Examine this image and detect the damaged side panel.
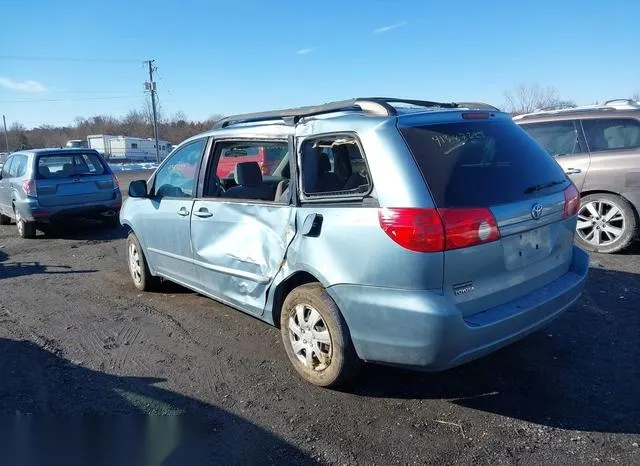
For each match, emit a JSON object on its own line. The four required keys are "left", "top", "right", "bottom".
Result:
{"left": 190, "top": 200, "right": 295, "bottom": 316}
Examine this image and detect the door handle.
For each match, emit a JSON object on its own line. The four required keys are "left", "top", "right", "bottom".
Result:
{"left": 565, "top": 168, "right": 582, "bottom": 175}
{"left": 193, "top": 208, "right": 213, "bottom": 218}
{"left": 177, "top": 207, "right": 190, "bottom": 217}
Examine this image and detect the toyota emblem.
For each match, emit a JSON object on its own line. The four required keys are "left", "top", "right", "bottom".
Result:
{"left": 531, "top": 203, "right": 543, "bottom": 220}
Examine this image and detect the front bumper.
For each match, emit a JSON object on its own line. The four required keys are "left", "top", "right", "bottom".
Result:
{"left": 327, "top": 246, "right": 589, "bottom": 370}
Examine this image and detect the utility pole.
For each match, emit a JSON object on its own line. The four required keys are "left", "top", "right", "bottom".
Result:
{"left": 2, "top": 115, "right": 8, "bottom": 152}
{"left": 145, "top": 60, "right": 160, "bottom": 163}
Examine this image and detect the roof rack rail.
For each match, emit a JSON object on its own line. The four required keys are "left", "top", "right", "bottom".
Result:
{"left": 211, "top": 97, "right": 463, "bottom": 129}
{"left": 604, "top": 99, "right": 640, "bottom": 107}
{"left": 454, "top": 102, "right": 501, "bottom": 111}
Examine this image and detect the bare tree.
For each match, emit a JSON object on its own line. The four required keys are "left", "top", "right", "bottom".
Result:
{"left": 504, "top": 83, "right": 575, "bottom": 115}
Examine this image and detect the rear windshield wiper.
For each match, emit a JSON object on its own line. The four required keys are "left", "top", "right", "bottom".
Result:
{"left": 523, "top": 179, "right": 566, "bottom": 194}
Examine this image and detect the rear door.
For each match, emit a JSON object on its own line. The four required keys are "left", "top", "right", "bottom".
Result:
{"left": 190, "top": 138, "right": 294, "bottom": 316}
{"left": 35, "top": 152, "right": 116, "bottom": 206}
{"left": 0, "top": 156, "right": 15, "bottom": 212}
{"left": 400, "top": 115, "right": 577, "bottom": 317}
{"left": 519, "top": 119, "right": 590, "bottom": 190}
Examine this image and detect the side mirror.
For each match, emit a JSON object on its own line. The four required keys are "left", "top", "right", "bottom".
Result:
{"left": 128, "top": 180, "right": 148, "bottom": 198}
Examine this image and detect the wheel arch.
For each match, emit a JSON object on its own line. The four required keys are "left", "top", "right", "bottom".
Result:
{"left": 580, "top": 190, "right": 640, "bottom": 222}
{"left": 268, "top": 270, "right": 323, "bottom": 328}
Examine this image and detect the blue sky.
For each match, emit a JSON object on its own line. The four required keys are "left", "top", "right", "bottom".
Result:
{"left": 2, "top": 0, "right": 639, "bottom": 128}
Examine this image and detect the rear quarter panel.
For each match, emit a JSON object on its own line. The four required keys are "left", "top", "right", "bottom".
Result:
{"left": 583, "top": 149, "right": 640, "bottom": 213}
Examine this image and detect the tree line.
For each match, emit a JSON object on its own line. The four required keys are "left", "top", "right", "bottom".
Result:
{"left": 3, "top": 107, "right": 223, "bottom": 153}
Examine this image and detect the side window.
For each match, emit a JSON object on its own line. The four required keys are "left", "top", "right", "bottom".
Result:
{"left": 520, "top": 120, "right": 584, "bottom": 156}
{"left": 2, "top": 157, "right": 14, "bottom": 179}
{"left": 299, "top": 135, "right": 371, "bottom": 198}
{"left": 13, "top": 155, "right": 28, "bottom": 177}
{"left": 153, "top": 139, "right": 205, "bottom": 198}
{"left": 205, "top": 140, "right": 289, "bottom": 201}
{"left": 215, "top": 143, "right": 288, "bottom": 179}
{"left": 582, "top": 118, "right": 640, "bottom": 152}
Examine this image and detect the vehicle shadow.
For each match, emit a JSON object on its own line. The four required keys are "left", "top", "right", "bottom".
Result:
{"left": 39, "top": 220, "right": 128, "bottom": 241}
{"left": 345, "top": 266, "right": 640, "bottom": 435}
{"left": 0, "top": 251, "right": 96, "bottom": 279}
{"left": 0, "top": 338, "right": 313, "bottom": 466}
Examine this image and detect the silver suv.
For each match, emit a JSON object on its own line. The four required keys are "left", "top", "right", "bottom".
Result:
{"left": 514, "top": 99, "right": 640, "bottom": 253}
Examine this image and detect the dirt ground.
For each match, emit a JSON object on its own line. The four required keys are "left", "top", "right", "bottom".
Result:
{"left": 0, "top": 170, "right": 638, "bottom": 465}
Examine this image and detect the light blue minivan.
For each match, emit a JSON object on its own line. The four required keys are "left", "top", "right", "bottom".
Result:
{"left": 121, "top": 98, "right": 589, "bottom": 387}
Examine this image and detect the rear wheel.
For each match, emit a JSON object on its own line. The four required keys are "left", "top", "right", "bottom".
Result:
{"left": 15, "top": 209, "right": 36, "bottom": 239}
{"left": 126, "top": 232, "right": 157, "bottom": 291}
{"left": 280, "top": 283, "right": 360, "bottom": 387}
{"left": 575, "top": 193, "right": 637, "bottom": 254}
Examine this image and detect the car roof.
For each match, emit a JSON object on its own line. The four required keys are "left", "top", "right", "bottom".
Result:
{"left": 177, "top": 97, "right": 506, "bottom": 146}
{"left": 513, "top": 99, "right": 640, "bottom": 123}
{"left": 11, "top": 148, "right": 101, "bottom": 157}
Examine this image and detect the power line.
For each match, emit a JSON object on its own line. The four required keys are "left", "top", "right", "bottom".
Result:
{"left": 0, "top": 55, "right": 142, "bottom": 63}
{"left": 0, "top": 95, "right": 142, "bottom": 103}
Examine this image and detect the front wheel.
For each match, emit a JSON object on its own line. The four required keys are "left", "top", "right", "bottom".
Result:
{"left": 280, "top": 283, "right": 361, "bottom": 387}
{"left": 575, "top": 193, "right": 637, "bottom": 254}
{"left": 126, "top": 233, "right": 158, "bottom": 291}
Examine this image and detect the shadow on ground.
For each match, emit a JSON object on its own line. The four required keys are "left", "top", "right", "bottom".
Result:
{"left": 39, "top": 220, "right": 128, "bottom": 241}
{"left": 0, "top": 250, "right": 96, "bottom": 279}
{"left": 0, "top": 338, "right": 313, "bottom": 466}
{"left": 345, "top": 266, "right": 640, "bottom": 435}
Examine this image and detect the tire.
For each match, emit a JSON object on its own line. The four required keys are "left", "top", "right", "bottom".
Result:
{"left": 575, "top": 193, "right": 637, "bottom": 254}
{"left": 280, "top": 283, "right": 361, "bottom": 387}
{"left": 126, "top": 232, "right": 158, "bottom": 291}
{"left": 0, "top": 214, "right": 10, "bottom": 225}
{"left": 15, "top": 209, "right": 36, "bottom": 239}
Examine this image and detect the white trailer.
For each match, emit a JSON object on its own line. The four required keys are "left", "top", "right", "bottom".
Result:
{"left": 87, "top": 135, "right": 171, "bottom": 161}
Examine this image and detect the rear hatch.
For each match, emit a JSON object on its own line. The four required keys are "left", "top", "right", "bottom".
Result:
{"left": 35, "top": 152, "right": 117, "bottom": 207}
{"left": 399, "top": 113, "right": 579, "bottom": 317}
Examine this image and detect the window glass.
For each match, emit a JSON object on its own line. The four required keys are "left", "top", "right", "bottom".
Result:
{"left": 520, "top": 120, "right": 584, "bottom": 156}
{"left": 13, "top": 155, "right": 28, "bottom": 177}
{"left": 37, "top": 153, "right": 107, "bottom": 178}
{"left": 131, "top": 143, "right": 138, "bottom": 149}
{"left": 153, "top": 139, "right": 205, "bottom": 198}
{"left": 215, "top": 143, "right": 288, "bottom": 179}
{"left": 399, "top": 120, "right": 568, "bottom": 208}
{"left": 2, "top": 157, "right": 14, "bottom": 178}
{"left": 582, "top": 118, "right": 640, "bottom": 152}
{"left": 300, "top": 136, "right": 371, "bottom": 197}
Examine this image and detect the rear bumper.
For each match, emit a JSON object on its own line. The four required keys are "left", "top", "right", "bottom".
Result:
{"left": 327, "top": 246, "right": 589, "bottom": 370}
{"left": 16, "top": 195, "right": 122, "bottom": 222}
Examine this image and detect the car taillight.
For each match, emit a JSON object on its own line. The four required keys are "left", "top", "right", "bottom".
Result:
{"left": 22, "top": 180, "right": 37, "bottom": 197}
{"left": 439, "top": 208, "right": 500, "bottom": 250}
{"left": 378, "top": 207, "right": 500, "bottom": 252}
{"left": 112, "top": 174, "right": 120, "bottom": 190}
{"left": 378, "top": 208, "right": 444, "bottom": 252}
{"left": 563, "top": 184, "right": 580, "bottom": 218}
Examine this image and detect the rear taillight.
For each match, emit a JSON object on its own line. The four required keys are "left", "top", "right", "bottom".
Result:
{"left": 22, "top": 180, "right": 37, "bottom": 197}
{"left": 378, "top": 208, "right": 444, "bottom": 252}
{"left": 439, "top": 208, "right": 500, "bottom": 250}
{"left": 378, "top": 207, "right": 500, "bottom": 252}
{"left": 112, "top": 174, "right": 120, "bottom": 190}
{"left": 563, "top": 184, "right": 580, "bottom": 218}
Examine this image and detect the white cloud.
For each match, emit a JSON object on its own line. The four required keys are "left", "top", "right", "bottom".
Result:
{"left": 373, "top": 21, "right": 408, "bottom": 34}
{"left": 296, "top": 47, "right": 318, "bottom": 55}
{"left": 0, "top": 77, "right": 47, "bottom": 92}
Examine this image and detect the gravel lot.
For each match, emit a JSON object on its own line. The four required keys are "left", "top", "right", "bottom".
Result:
{"left": 0, "top": 170, "right": 638, "bottom": 465}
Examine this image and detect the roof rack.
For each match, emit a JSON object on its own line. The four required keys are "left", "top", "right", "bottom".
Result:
{"left": 211, "top": 97, "right": 497, "bottom": 129}
{"left": 513, "top": 98, "right": 640, "bottom": 120}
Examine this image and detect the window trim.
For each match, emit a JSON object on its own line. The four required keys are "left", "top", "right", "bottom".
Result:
{"left": 579, "top": 117, "right": 640, "bottom": 153}
{"left": 296, "top": 131, "right": 374, "bottom": 204}
{"left": 2, "top": 156, "right": 15, "bottom": 179}
{"left": 149, "top": 137, "right": 208, "bottom": 199}
{"left": 198, "top": 137, "right": 291, "bottom": 205}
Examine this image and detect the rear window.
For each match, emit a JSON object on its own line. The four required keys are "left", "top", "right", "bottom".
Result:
{"left": 37, "top": 153, "right": 107, "bottom": 179}
{"left": 399, "top": 120, "right": 568, "bottom": 207}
